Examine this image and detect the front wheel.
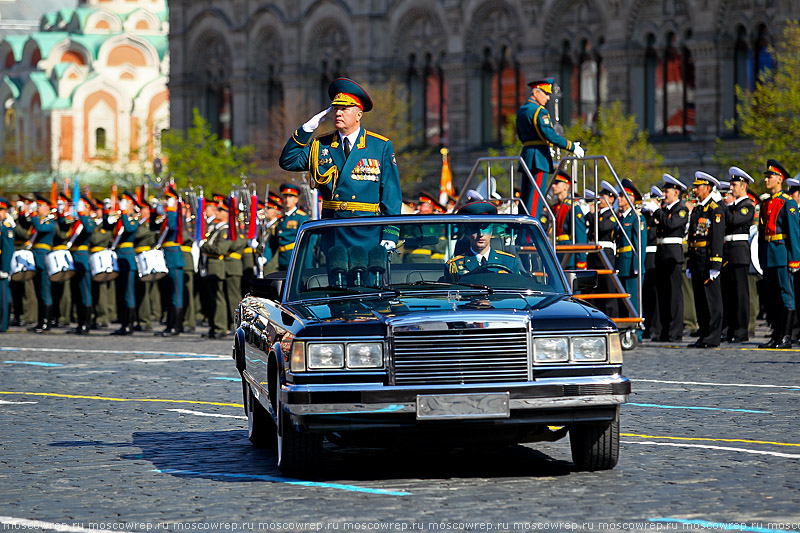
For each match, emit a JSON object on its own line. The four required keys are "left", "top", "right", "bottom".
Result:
{"left": 620, "top": 329, "right": 638, "bottom": 351}
{"left": 275, "top": 371, "right": 322, "bottom": 476}
{"left": 569, "top": 410, "right": 620, "bottom": 471}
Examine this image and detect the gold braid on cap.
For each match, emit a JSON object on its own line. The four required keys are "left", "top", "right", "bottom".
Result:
{"left": 309, "top": 138, "right": 339, "bottom": 189}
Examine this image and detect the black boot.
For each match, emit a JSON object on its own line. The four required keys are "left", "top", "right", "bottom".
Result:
{"left": 760, "top": 308, "right": 785, "bottom": 348}
{"left": 34, "top": 305, "right": 52, "bottom": 333}
{"left": 68, "top": 306, "right": 83, "bottom": 334}
{"left": 159, "top": 307, "right": 179, "bottom": 337}
{"left": 111, "top": 307, "right": 133, "bottom": 335}
{"left": 777, "top": 310, "right": 795, "bottom": 349}
{"left": 75, "top": 306, "right": 91, "bottom": 335}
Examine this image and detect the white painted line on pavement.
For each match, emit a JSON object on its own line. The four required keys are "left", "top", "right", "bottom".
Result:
{"left": 0, "top": 516, "right": 134, "bottom": 533}
{"left": 134, "top": 357, "right": 229, "bottom": 362}
{"left": 623, "top": 440, "right": 800, "bottom": 459}
{"left": 167, "top": 408, "right": 247, "bottom": 420}
{"left": 0, "top": 400, "right": 37, "bottom": 405}
{"left": 1, "top": 346, "right": 225, "bottom": 358}
{"left": 634, "top": 378, "right": 800, "bottom": 390}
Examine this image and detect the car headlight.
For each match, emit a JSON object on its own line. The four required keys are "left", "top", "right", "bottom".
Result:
{"left": 571, "top": 336, "right": 607, "bottom": 362}
{"left": 533, "top": 337, "right": 569, "bottom": 363}
{"left": 346, "top": 343, "right": 383, "bottom": 368}
{"left": 307, "top": 343, "right": 344, "bottom": 369}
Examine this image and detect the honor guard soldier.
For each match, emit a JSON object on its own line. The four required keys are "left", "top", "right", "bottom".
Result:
{"left": 111, "top": 191, "right": 140, "bottom": 336}
{"left": 133, "top": 199, "right": 157, "bottom": 332}
{"left": 90, "top": 199, "right": 114, "bottom": 329}
{"left": 722, "top": 167, "right": 755, "bottom": 343}
{"left": 641, "top": 186, "right": 663, "bottom": 340}
{"left": 788, "top": 178, "right": 800, "bottom": 341}
{"left": 686, "top": 172, "right": 725, "bottom": 348}
{"left": 589, "top": 181, "right": 618, "bottom": 316}
{"left": 279, "top": 78, "right": 402, "bottom": 251}
{"left": 445, "top": 201, "right": 517, "bottom": 281}
{"left": 10, "top": 196, "right": 36, "bottom": 327}
{"left": 158, "top": 185, "right": 185, "bottom": 336}
{"left": 270, "top": 183, "right": 309, "bottom": 271}
{"left": 758, "top": 159, "right": 800, "bottom": 349}
{"left": 180, "top": 201, "right": 196, "bottom": 333}
{"left": 260, "top": 195, "right": 282, "bottom": 274}
{"left": 0, "top": 197, "right": 13, "bottom": 332}
{"left": 22, "top": 195, "right": 56, "bottom": 332}
{"left": 200, "top": 202, "right": 230, "bottom": 339}
{"left": 224, "top": 206, "right": 246, "bottom": 331}
{"left": 516, "top": 78, "right": 584, "bottom": 219}
{"left": 68, "top": 195, "right": 97, "bottom": 335}
{"left": 652, "top": 174, "right": 688, "bottom": 342}
{"left": 617, "top": 179, "right": 647, "bottom": 319}
{"left": 548, "top": 170, "right": 587, "bottom": 269}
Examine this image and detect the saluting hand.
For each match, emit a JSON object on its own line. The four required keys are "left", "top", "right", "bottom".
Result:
{"left": 573, "top": 142, "right": 585, "bottom": 158}
{"left": 303, "top": 107, "right": 332, "bottom": 133}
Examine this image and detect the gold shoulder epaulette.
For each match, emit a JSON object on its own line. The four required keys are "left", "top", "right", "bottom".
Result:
{"left": 709, "top": 201, "right": 718, "bottom": 209}
{"left": 297, "top": 209, "right": 307, "bottom": 216}
{"left": 366, "top": 130, "right": 389, "bottom": 142}
{"left": 446, "top": 255, "right": 464, "bottom": 264}
{"left": 496, "top": 250, "right": 515, "bottom": 257}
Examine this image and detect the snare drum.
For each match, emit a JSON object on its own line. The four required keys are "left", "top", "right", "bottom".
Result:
{"left": 9, "top": 250, "right": 36, "bottom": 282}
{"left": 135, "top": 249, "right": 168, "bottom": 281}
{"left": 45, "top": 249, "right": 75, "bottom": 282}
{"left": 90, "top": 249, "right": 119, "bottom": 282}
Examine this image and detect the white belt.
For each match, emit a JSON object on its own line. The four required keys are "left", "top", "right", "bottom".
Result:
{"left": 645, "top": 246, "right": 657, "bottom": 253}
{"left": 724, "top": 234, "right": 749, "bottom": 242}
{"left": 597, "top": 240, "right": 617, "bottom": 252}
{"left": 657, "top": 237, "right": 685, "bottom": 245}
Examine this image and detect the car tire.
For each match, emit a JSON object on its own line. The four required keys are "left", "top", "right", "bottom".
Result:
{"left": 242, "top": 380, "right": 274, "bottom": 448}
{"left": 569, "top": 410, "right": 620, "bottom": 471}
{"left": 275, "top": 371, "right": 322, "bottom": 476}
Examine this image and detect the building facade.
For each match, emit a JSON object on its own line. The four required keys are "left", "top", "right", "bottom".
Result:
{"left": 0, "top": 0, "right": 169, "bottom": 177}
{"left": 167, "top": 0, "right": 799, "bottom": 182}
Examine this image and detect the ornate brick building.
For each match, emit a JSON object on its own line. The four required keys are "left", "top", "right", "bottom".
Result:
{"left": 167, "top": 0, "right": 799, "bottom": 181}
{"left": 0, "top": 0, "right": 169, "bottom": 177}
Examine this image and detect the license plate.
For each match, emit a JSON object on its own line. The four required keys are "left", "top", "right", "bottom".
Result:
{"left": 416, "top": 392, "right": 510, "bottom": 420}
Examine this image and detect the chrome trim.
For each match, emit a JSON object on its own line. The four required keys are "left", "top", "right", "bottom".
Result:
{"left": 286, "top": 394, "right": 629, "bottom": 416}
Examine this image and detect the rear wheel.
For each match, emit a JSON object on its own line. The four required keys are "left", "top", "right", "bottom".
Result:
{"left": 242, "top": 380, "right": 274, "bottom": 448}
{"left": 275, "top": 369, "right": 322, "bottom": 476}
{"left": 569, "top": 410, "right": 620, "bottom": 471}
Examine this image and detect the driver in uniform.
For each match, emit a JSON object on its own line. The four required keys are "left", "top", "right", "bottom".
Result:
{"left": 445, "top": 201, "right": 517, "bottom": 280}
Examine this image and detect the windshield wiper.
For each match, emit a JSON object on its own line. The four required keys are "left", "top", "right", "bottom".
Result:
{"left": 406, "top": 280, "right": 494, "bottom": 294}
{"left": 304, "top": 285, "right": 403, "bottom": 298}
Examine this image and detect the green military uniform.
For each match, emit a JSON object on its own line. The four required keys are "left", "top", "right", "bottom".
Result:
{"left": 445, "top": 249, "right": 518, "bottom": 282}
{"left": 271, "top": 207, "right": 309, "bottom": 270}
{"left": 224, "top": 230, "right": 246, "bottom": 329}
{"left": 52, "top": 213, "right": 73, "bottom": 327}
{"left": 181, "top": 227, "right": 196, "bottom": 332}
{"left": 133, "top": 212, "right": 158, "bottom": 330}
{"left": 11, "top": 218, "right": 36, "bottom": 325}
{"left": 201, "top": 220, "right": 230, "bottom": 338}
{"left": 90, "top": 213, "right": 114, "bottom": 328}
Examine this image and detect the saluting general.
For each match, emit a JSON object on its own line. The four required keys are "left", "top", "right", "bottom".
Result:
{"left": 279, "top": 77, "right": 402, "bottom": 252}
{"left": 516, "top": 78, "right": 584, "bottom": 219}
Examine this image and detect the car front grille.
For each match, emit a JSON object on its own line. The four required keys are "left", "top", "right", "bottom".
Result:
{"left": 391, "top": 327, "right": 529, "bottom": 385}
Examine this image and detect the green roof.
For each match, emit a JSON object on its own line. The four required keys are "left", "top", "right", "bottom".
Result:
{"left": 70, "top": 7, "right": 98, "bottom": 34}
{"left": 4, "top": 35, "right": 28, "bottom": 62}
{"left": 28, "top": 32, "right": 69, "bottom": 60}
{"left": 3, "top": 76, "right": 23, "bottom": 99}
{"left": 41, "top": 12, "right": 58, "bottom": 29}
{"left": 27, "top": 71, "right": 63, "bottom": 110}
{"left": 141, "top": 35, "right": 168, "bottom": 61}
{"left": 56, "top": 8, "right": 76, "bottom": 26}
{"left": 52, "top": 62, "right": 73, "bottom": 80}
{"left": 70, "top": 34, "right": 109, "bottom": 60}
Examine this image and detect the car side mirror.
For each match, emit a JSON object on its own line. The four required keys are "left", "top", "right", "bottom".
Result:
{"left": 250, "top": 271, "right": 286, "bottom": 300}
{"left": 564, "top": 270, "right": 597, "bottom": 293}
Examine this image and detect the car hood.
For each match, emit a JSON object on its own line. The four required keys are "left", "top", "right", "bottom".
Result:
{"left": 284, "top": 292, "right": 613, "bottom": 337}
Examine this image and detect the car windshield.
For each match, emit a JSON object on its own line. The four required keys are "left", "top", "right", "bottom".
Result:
{"left": 285, "top": 216, "right": 567, "bottom": 301}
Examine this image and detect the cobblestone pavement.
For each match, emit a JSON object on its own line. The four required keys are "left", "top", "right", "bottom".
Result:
{"left": 0, "top": 325, "right": 799, "bottom": 532}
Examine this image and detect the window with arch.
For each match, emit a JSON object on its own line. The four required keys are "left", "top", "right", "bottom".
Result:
{"left": 407, "top": 53, "right": 447, "bottom": 147}
{"left": 480, "top": 46, "right": 526, "bottom": 145}
{"left": 731, "top": 24, "right": 773, "bottom": 131}
{"left": 644, "top": 32, "right": 695, "bottom": 136}
{"left": 560, "top": 39, "right": 607, "bottom": 127}
{"left": 96, "top": 127, "right": 106, "bottom": 150}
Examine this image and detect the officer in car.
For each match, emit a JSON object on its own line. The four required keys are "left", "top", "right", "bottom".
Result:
{"left": 445, "top": 201, "right": 517, "bottom": 280}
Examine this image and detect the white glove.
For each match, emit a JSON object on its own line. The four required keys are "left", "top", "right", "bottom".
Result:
{"left": 5, "top": 213, "right": 16, "bottom": 228}
{"left": 686, "top": 269, "right": 692, "bottom": 280}
{"left": 579, "top": 201, "right": 590, "bottom": 216}
{"left": 380, "top": 240, "right": 396, "bottom": 251}
{"left": 573, "top": 142, "right": 585, "bottom": 158}
{"left": 641, "top": 200, "right": 658, "bottom": 214}
{"left": 302, "top": 107, "right": 332, "bottom": 133}
{"left": 0, "top": 271, "right": 8, "bottom": 279}
{"left": 791, "top": 267, "right": 799, "bottom": 274}
{"left": 709, "top": 269, "right": 720, "bottom": 280}
{"left": 256, "top": 256, "right": 267, "bottom": 272}
{"left": 249, "top": 238, "right": 258, "bottom": 249}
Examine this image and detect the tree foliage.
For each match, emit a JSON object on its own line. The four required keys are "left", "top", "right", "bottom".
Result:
{"left": 715, "top": 20, "right": 800, "bottom": 184}
{"left": 360, "top": 78, "right": 435, "bottom": 194}
{"left": 161, "top": 108, "right": 255, "bottom": 193}
{"left": 565, "top": 100, "right": 667, "bottom": 191}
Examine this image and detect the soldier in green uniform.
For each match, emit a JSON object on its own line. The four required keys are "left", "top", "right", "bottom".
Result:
{"left": 90, "top": 199, "right": 114, "bottom": 329}
{"left": 11, "top": 196, "right": 36, "bottom": 326}
{"left": 68, "top": 195, "right": 97, "bottom": 335}
{"left": 445, "top": 201, "right": 517, "bottom": 281}
{"left": 224, "top": 212, "right": 246, "bottom": 330}
{"left": 0, "top": 197, "right": 14, "bottom": 332}
{"left": 279, "top": 78, "right": 402, "bottom": 252}
{"left": 52, "top": 194, "right": 73, "bottom": 327}
{"left": 547, "top": 170, "right": 588, "bottom": 269}
{"left": 516, "top": 78, "right": 584, "bottom": 219}
{"left": 267, "top": 183, "right": 309, "bottom": 271}
{"left": 260, "top": 196, "right": 282, "bottom": 275}
{"left": 616, "top": 179, "right": 647, "bottom": 320}
{"left": 201, "top": 204, "right": 231, "bottom": 338}
{"left": 133, "top": 200, "right": 157, "bottom": 331}
{"left": 111, "top": 191, "right": 140, "bottom": 336}
{"left": 181, "top": 201, "right": 196, "bottom": 332}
